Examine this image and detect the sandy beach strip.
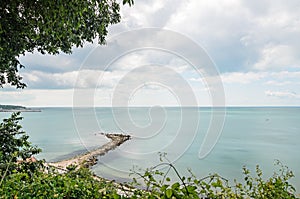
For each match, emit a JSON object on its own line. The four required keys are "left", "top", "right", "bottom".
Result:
{"left": 48, "top": 133, "right": 131, "bottom": 171}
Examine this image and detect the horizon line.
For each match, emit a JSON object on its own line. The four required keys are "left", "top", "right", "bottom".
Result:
{"left": 24, "top": 105, "right": 300, "bottom": 108}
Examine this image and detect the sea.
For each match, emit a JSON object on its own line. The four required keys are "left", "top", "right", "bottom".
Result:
{"left": 1, "top": 107, "right": 299, "bottom": 189}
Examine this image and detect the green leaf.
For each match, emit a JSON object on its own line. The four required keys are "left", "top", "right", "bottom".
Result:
{"left": 161, "top": 184, "right": 169, "bottom": 191}
{"left": 171, "top": 182, "right": 180, "bottom": 190}
{"left": 166, "top": 189, "right": 173, "bottom": 198}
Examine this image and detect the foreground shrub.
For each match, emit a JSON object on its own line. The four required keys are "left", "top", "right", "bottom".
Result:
{"left": 0, "top": 167, "right": 123, "bottom": 198}
{"left": 1, "top": 160, "right": 297, "bottom": 198}
{"left": 129, "top": 155, "right": 298, "bottom": 199}
{"left": 0, "top": 112, "right": 42, "bottom": 177}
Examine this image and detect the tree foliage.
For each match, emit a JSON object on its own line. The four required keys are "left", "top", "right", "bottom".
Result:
{"left": 0, "top": 112, "right": 42, "bottom": 176}
{"left": 0, "top": 0, "right": 133, "bottom": 88}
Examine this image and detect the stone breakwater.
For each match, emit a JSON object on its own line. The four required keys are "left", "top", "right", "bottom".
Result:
{"left": 48, "top": 133, "right": 131, "bottom": 171}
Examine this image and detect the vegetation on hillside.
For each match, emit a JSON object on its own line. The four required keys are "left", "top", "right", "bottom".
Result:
{"left": 0, "top": 105, "right": 26, "bottom": 110}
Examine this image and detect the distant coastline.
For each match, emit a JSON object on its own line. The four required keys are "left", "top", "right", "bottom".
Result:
{"left": 0, "top": 104, "right": 41, "bottom": 112}
{"left": 0, "top": 109, "right": 41, "bottom": 112}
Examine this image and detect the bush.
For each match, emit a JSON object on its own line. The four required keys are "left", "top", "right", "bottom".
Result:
{"left": 129, "top": 155, "right": 298, "bottom": 199}
{"left": 0, "top": 167, "right": 123, "bottom": 198}
{"left": 0, "top": 112, "right": 42, "bottom": 177}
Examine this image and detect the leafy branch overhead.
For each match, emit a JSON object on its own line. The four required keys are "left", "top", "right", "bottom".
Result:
{"left": 0, "top": 0, "right": 133, "bottom": 88}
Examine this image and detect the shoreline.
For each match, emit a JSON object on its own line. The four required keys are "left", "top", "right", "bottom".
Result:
{"left": 48, "top": 133, "right": 131, "bottom": 171}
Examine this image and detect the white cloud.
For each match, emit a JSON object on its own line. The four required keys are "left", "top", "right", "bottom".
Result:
{"left": 221, "top": 72, "right": 266, "bottom": 84}
{"left": 22, "top": 71, "right": 78, "bottom": 89}
{"left": 11, "top": 69, "right": 300, "bottom": 106}
{"left": 20, "top": 51, "right": 79, "bottom": 73}
{"left": 167, "top": 0, "right": 248, "bottom": 42}
{"left": 270, "top": 71, "right": 300, "bottom": 79}
{"left": 0, "top": 90, "right": 74, "bottom": 107}
{"left": 265, "top": 81, "right": 293, "bottom": 86}
{"left": 253, "top": 44, "right": 300, "bottom": 70}
{"left": 0, "top": 90, "right": 35, "bottom": 104}
{"left": 22, "top": 70, "right": 117, "bottom": 89}
{"left": 163, "top": 0, "right": 300, "bottom": 72}
{"left": 220, "top": 71, "right": 300, "bottom": 86}
{"left": 265, "top": 90, "right": 300, "bottom": 99}
{"left": 119, "top": 0, "right": 183, "bottom": 29}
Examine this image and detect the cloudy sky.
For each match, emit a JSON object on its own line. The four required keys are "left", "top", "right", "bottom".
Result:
{"left": 2, "top": 0, "right": 300, "bottom": 107}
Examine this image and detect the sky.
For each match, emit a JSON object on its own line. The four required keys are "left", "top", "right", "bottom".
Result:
{"left": 2, "top": 0, "right": 300, "bottom": 107}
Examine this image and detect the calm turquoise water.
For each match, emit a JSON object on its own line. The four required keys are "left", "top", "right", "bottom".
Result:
{"left": 1, "top": 107, "right": 299, "bottom": 189}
